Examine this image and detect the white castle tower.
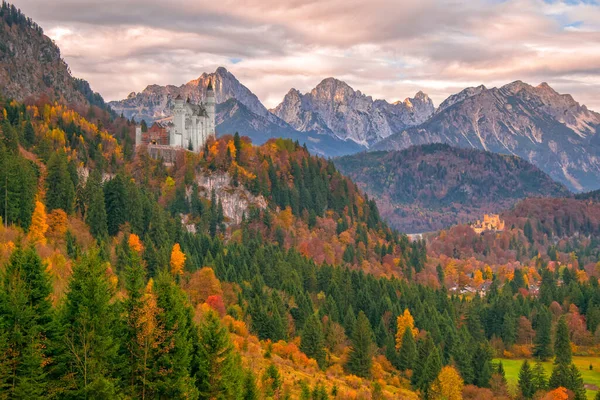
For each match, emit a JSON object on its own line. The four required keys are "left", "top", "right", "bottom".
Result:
{"left": 136, "top": 81, "right": 216, "bottom": 153}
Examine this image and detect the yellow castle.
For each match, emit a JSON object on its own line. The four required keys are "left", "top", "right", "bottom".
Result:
{"left": 472, "top": 214, "right": 505, "bottom": 234}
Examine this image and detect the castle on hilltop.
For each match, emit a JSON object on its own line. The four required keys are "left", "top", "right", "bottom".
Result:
{"left": 136, "top": 82, "right": 216, "bottom": 153}
{"left": 471, "top": 214, "right": 505, "bottom": 234}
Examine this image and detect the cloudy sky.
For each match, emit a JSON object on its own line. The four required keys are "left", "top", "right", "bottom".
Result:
{"left": 13, "top": 0, "right": 600, "bottom": 110}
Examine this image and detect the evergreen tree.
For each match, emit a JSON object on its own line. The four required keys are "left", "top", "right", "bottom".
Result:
{"left": 196, "top": 310, "right": 242, "bottom": 399}
{"left": 532, "top": 361, "right": 548, "bottom": 392}
{"left": 518, "top": 360, "right": 535, "bottom": 399}
{"left": 346, "top": 311, "right": 374, "bottom": 378}
{"left": 554, "top": 316, "right": 572, "bottom": 365}
{"left": 533, "top": 308, "right": 553, "bottom": 360}
{"left": 398, "top": 326, "right": 417, "bottom": 371}
{"left": 104, "top": 174, "right": 127, "bottom": 236}
{"left": 472, "top": 343, "right": 493, "bottom": 388}
{"left": 52, "top": 250, "right": 121, "bottom": 398}
{"left": 416, "top": 347, "right": 442, "bottom": 398}
{"left": 85, "top": 171, "right": 108, "bottom": 240}
{"left": 300, "top": 313, "right": 327, "bottom": 369}
{"left": 242, "top": 369, "right": 259, "bottom": 400}
{"left": 0, "top": 247, "right": 53, "bottom": 397}
{"left": 45, "top": 150, "right": 75, "bottom": 214}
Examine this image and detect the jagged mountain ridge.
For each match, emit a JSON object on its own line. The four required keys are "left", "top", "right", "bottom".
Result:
{"left": 0, "top": 3, "right": 109, "bottom": 110}
{"left": 373, "top": 81, "right": 600, "bottom": 192}
{"left": 334, "top": 143, "right": 570, "bottom": 233}
{"left": 270, "top": 78, "right": 435, "bottom": 146}
{"left": 110, "top": 67, "right": 365, "bottom": 156}
{"left": 110, "top": 67, "right": 278, "bottom": 124}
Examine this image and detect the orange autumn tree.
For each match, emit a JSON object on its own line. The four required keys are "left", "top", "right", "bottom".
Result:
{"left": 396, "top": 309, "right": 418, "bottom": 350}
{"left": 29, "top": 200, "right": 49, "bottom": 245}
{"left": 47, "top": 209, "right": 68, "bottom": 238}
{"left": 128, "top": 233, "right": 144, "bottom": 254}
{"left": 542, "top": 387, "right": 569, "bottom": 400}
{"left": 170, "top": 243, "right": 185, "bottom": 275}
{"left": 429, "top": 366, "right": 464, "bottom": 400}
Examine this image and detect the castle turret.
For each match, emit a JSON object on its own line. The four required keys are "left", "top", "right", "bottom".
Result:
{"left": 206, "top": 81, "right": 216, "bottom": 137}
{"left": 135, "top": 125, "right": 142, "bottom": 147}
{"left": 172, "top": 94, "right": 185, "bottom": 147}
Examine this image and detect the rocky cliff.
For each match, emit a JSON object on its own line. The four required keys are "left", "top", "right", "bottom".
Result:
{"left": 373, "top": 81, "right": 600, "bottom": 192}
{"left": 270, "top": 78, "right": 435, "bottom": 146}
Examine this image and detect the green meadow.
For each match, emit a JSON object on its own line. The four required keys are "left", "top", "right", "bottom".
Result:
{"left": 495, "top": 357, "right": 600, "bottom": 399}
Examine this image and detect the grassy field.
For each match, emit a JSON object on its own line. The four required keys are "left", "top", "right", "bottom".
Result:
{"left": 495, "top": 357, "right": 600, "bottom": 399}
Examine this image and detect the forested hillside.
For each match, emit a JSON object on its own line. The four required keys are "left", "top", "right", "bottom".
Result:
{"left": 335, "top": 144, "right": 569, "bottom": 233}
{"left": 2, "top": 89, "right": 600, "bottom": 399}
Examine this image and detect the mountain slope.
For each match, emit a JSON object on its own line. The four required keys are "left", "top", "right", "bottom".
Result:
{"left": 0, "top": 3, "right": 109, "bottom": 110}
{"left": 216, "top": 98, "right": 363, "bottom": 157}
{"left": 372, "top": 81, "right": 600, "bottom": 192}
{"left": 335, "top": 143, "right": 570, "bottom": 233}
{"left": 271, "top": 78, "right": 434, "bottom": 146}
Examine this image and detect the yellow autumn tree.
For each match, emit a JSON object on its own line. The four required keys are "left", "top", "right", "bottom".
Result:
{"left": 128, "top": 233, "right": 144, "bottom": 253}
{"left": 47, "top": 209, "right": 68, "bottom": 238}
{"left": 473, "top": 270, "right": 484, "bottom": 287}
{"left": 542, "top": 387, "right": 568, "bottom": 400}
{"left": 170, "top": 243, "right": 185, "bottom": 275}
{"left": 29, "top": 201, "right": 49, "bottom": 245}
{"left": 396, "top": 309, "right": 418, "bottom": 350}
{"left": 429, "top": 366, "right": 464, "bottom": 400}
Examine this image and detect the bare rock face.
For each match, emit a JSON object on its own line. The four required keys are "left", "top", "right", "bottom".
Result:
{"left": 373, "top": 81, "right": 600, "bottom": 192}
{"left": 270, "top": 78, "right": 435, "bottom": 146}
{"left": 194, "top": 171, "right": 267, "bottom": 225}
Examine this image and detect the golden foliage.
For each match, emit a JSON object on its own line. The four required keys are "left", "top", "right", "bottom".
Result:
{"left": 170, "top": 243, "right": 185, "bottom": 275}
{"left": 542, "top": 387, "right": 569, "bottom": 400}
{"left": 29, "top": 201, "right": 49, "bottom": 245}
{"left": 429, "top": 366, "right": 464, "bottom": 400}
{"left": 396, "top": 309, "right": 418, "bottom": 350}
{"left": 183, "top": 267, "right": 223, "bottom": 306}
{"left": 47, "top": 209, "right": 68, "bottom": 238}
{"left": 128, "top": 233, "right": 144, "bottom": 253}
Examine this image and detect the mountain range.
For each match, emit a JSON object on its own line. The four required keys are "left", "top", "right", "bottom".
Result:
{"left": 110, "top": 69, "right": 600, "bottom": 192}
{"left": 334, "top": 144, "right": 570, "bottom": 233}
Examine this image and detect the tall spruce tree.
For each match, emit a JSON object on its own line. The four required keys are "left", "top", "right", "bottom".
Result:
{"left": 533, "top": 307, "right": 553, "bottom": 360}
{"left": 398, "top": 326, "right": 417, "bottom": 371}
{"left": 52, "top": 250, "right": 121, "bottom": 398}
{"left": 300, "top": 313, "right": 327, "bottom": 369}
{"left": 85, "top": 171, "right": 108, "bottom": 240}
{"left": 196, "top": 310, "right": 242, "bottom": 399}
{"left": 518, "top": 360, "right": 535, "bottom": 399}
{"left": 45, "top": 150, "right": 75, "bottom": 214}
{"left": 0, "top": 247, "right": 53, "bottom": 397}
{"left": 554, "top": 316, "right": 572, "bottom": 365}
{"left": 346, "top": 311, "right": 374, "bottom": 378}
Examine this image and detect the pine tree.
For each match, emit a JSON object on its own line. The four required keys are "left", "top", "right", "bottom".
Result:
{"left": 300, "top": 313, "right": 327, "bottom": 369}
{"left": 346, "top": 311, "right": 374, "bottom": 378}
{"left": 45, "top": 150, "right": 75, "bottom": 214}
{"left": 472, "top": 343, "right": 493, "bottom": 388}
{"left": 554, "top": 316, "right": 572, "bottom": 365}
{"left": 85, "top": 171, "right": 108, "bottom": 239}
{"left": 518, "top": 360, "right": 535, "bottom": 399}
{"left": 242, "top": 369, "right": 259, "bottom": 400}
{"left": 398, "top": 326, "right": 417, "bottom": 371}
{"left": 104, "top": 174, "right": 127, "bottom": 236}
{"left": 52, "top": 250, "right": 121, "bottom": 398}
{"left": 417, "top": 347, "right": 442, "bottom": 398}
{"left": 532, "top": 361, "right": 548, "bottom": 392}
{"left": 262, "top": 364, "right": 282, "bottom": 398}
{"left": 533, "top": 307, "right": 553, "bottom": 360}
{"left": 0, "top": 247, "right": 53, "bottom": 397}
{"left": 196, "top": 310, "right": 242, "bottom": 399}
{"left": 151, "top": 271, "right": 198, "bottom": 399}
